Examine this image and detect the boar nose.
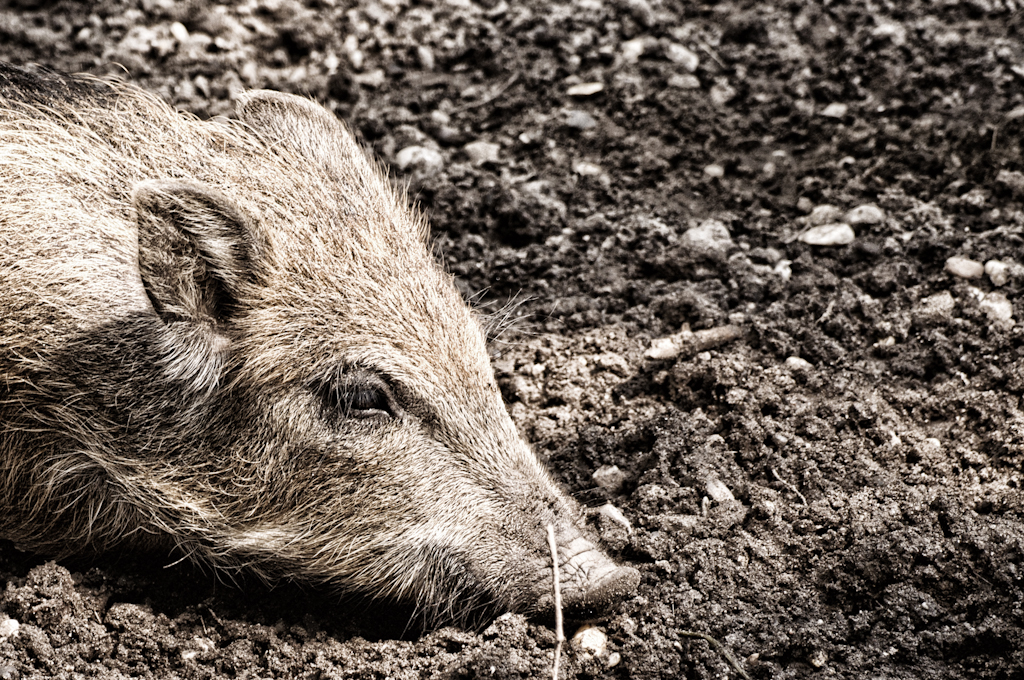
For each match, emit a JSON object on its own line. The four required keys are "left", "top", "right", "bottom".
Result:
{"left": 538, "top": 535, "right": 640, "bottom": 614}
{"left": 561, "top": 561, "right": 641, "bottom": 612}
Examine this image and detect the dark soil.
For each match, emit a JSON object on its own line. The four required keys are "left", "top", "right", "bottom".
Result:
{"left": 2, "top": 0, "right": 1023, "bottom": 678}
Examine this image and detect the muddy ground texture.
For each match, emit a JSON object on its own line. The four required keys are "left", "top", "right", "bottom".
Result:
{"left": 2, "top": 0, "right": 1023, "bottom": 678}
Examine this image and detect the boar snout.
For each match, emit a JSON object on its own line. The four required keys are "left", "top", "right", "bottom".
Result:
{"left": 534, "top": 534, "right": 640, "bottom": 615}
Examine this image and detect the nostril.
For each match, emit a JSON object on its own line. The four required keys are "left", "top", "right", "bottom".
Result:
{"left": 561, "top": 565, "right": 640, "bottom": 612}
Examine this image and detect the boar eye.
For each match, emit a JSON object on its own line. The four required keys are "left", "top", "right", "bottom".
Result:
{"left": 316, "top": 368, "right": 397, "bottom": 421}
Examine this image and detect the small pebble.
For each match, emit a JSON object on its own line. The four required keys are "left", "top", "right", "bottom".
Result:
{"left": 703, "top": 163, "right": 724, "bottom": 178}
{"left": 785, "top": 356, "right": 813, "bottom": 371}
{"left": 593, "top": 465, "right": 627, "bottom": 494}
{"left": 0, "top": 617, "right": 19, "bottom": 640}
{"left": 979, "top": 291, "right": 1014, "bottom": 330}
{"left": 996, "top": 169, "right": 1024, "bottom": 195}
{"left": 621, "top": 37, "right": 647, "bottom": 64}
{"left": 682, "top": 218, "right": 732, "bottom": 252}
{"left": 821, "top": 103, "right": 848, "bottom": 118}
{"left": 599, "top": 503, "right": 633, "bottom": 533}
{"left": 572, "top": 625, "right": 608, "bottom": 657}
{"left": 394, "top": 146, "right": 444, "bottom": 175}
{"left": 352, "top": 69, "right": 385, "bottom": 88}
{"left": 567, "top": 82, "right": 604, "bottom": 96}
{"left": 944, "top": 256, "right": 984, "bottom": 279}
{"left": 845, "top": 204, "right": 885, "bottom": 225}
{"left": 807, "top": 204, "right": 844, "bottom": 225}
{"left": 799, "top": 223, "right": 855, "bottom": 246}
{"left": 668, "top": 73, "right": 701, "bottom": 89}
{"left": 565, "top": 110, "right": 598, "bottom": 130}
{"left": 796, "top": 196, "right": 814, "bottom": 213}
{"left": 665, "top": 43, "right": 700, "bottom": 72}
{"left": 915, "top": 291, "right": 955, "bottom": 322}
{"left": 607, "top": 652, "right": 622, "bottom": 667}
{"left": 705, "top": 478, "right": 735, "bottom": 503}
{"left": 985, "top": 259, "right": 1009, "bottom": 286}
{"left": 416, "top": 45, "right": 435, "bottom": 71}
{"left": 645, "top": 324, "right": 743, "bottom": 360}
{"left": 709, "top": 80, "right": 736, "bottom": 106}
{"left": 169, "top": 21, "right": 189, "bottom": 42}
{"left": 572, "top": 160, "right": 604, "bottom": 176}
{"left": 463, "top": 140, "right": 500, "bottom": 166}
{"left": 872, "top": 21, "right": 907, "bottom": 46}
{"left": 618, "top": 0, "right": 655, "bottom": 27}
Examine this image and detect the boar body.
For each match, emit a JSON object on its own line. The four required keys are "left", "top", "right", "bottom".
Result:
{"left": 0, "top": 63, "right": 637, "bottom": 622}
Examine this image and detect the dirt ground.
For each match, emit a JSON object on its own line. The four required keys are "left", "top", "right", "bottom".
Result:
{"left": 1, "top": 0, "right": 1023, "bottom": 678}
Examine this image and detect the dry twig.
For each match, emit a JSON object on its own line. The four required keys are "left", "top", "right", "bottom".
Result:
{"left": 452, "top": 72, "right": 520, "bottom": 113}
{"left": 770, "top": 466, "right": 808, "bottom": 506}
{"left": 679, "top": 631, "right": 753, "bottom": 680}
{"left": 546, "top": 524, "right": 565, "bottom": 680}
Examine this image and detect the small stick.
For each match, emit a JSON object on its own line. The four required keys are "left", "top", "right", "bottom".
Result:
{"left": 546, "top": 524, "right": 565, "bottom": 680}
{"left": 770, "top": 467, "right": 807, "bottom": 506}
{"left": 679, "top": 631, "right": 753, "bottom": 680}
{"left": 452, "top": 72, "right": 520, "bottom": 113}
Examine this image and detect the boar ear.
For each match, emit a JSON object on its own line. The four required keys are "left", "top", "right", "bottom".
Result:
{"left": 132, "top": 179, "right": 259, "bottom": 325}
{"left": 236, "top": 90, "right": 356, "bottom": 174}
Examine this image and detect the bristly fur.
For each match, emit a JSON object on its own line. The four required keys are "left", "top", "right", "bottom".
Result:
{"left": 0, "top": 63, "right": 637, "bottom": 624}
{"left": 478, "top": 294, "right": 533, "bottom": 346}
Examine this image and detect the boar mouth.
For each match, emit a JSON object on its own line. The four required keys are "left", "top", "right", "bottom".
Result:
{"left": 385, "top": 538, "right": 638, "bottom": 628}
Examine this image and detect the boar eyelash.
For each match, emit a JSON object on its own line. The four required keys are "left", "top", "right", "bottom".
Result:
{"left": 315, "top": 367, "right": 398, "bottom": 421}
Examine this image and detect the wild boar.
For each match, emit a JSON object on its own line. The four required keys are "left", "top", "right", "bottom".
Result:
{"left": 0, "top": 63, "right": 638, "bottom": 623}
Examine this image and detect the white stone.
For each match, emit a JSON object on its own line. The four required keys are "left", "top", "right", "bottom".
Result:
{"left": 572, "top": 160, "right": 604, "bottom": 176}
{"left": 799, "top": 223, "right": 855, "bottom": 246}
{"left": 567, "top": 81, "right": 604, "bottom": 96}
{"left": 945, "top": 256, "right": 984, "bottom": 279}
{"left": 417, "top": 45, "right": 435, "bottom": 71}
{"left": 665, "top": 43, "right": 699, "bottom": 72}
{"left": 646, "top": 334, "right": 683, "bottom": 360}
{"left": 979, "top": 292, "right": 1014, "bottom": 329}
{"left": 785, "top": 356, "right": 813, "bottom": 371}
{"left": 599, "top": 503, "right": 633, "bottom": 533}
{"left": 846, "top": 204, "right": 885, "bottom": 225}
{"left": 572, "top": 625, "right": 608, "bottom": 657}
{"left": 705, "top": 477, "right": 735, "bottom": 502}
{"left": 668, "top": 73, "right": 701, "bottom": 89}
{"left": 0, "top": 617, "right": 19, "bottom": 640}
{"left": 807, "top": 204, "right": 844, "bottom": 225}
{"left": 872, "top": 21, "right": 907, "bottom": 46}
{"left": 821, "top": 103, "right": 848, "bottom": 118}
{"left": 169, "top": 21, "right": 189, "bottom": 42}
{"left": 565, "top": 110, "right": 598, "bottom": 129}
{"left": 621, "top": 37, "right": 647, "bottom": 64}
{"left": 463, "top": 140, "right": 500, "bottom": 165}
{"left": 997, "top": 169, "right": 1024, "bottom": 195}
{"left": 395, "top": 146, "right": 443, "bottom": 175}
{"left": 703, "top": 163, "right": 724, "bottom": 178}
{"left": 916, "top": 291, "right": 955, "bottom": 321}
{"left": 593, "top": 465, "right": 627, "bottom": 493}
{"left": 709, "top": 80, "right": 736, "bottom": 106}
{"left": 985, "top": 260, "right": 1010, "bottom": 286}
{"left": 682, "top": 218, "right": 732, "bottom": 252}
